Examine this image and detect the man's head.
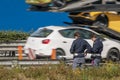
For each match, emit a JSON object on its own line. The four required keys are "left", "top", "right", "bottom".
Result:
{"left": 74, "top": 32, "right": 80, "bottom": 39}
{"left": 91, "top": 34, "right": 97, "bottom": 41}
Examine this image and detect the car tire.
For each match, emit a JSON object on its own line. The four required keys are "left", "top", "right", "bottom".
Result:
{"left": 53, "top": 0, "right": 66, "bottom": 8}
{"left": 56, "top": 49, "right": 66, "bottom": 61}
{"left": 107, "top": 48, "right": 120, "bottom": 62}
{"left": 93, "top": 14, "right": 108, "bottom": 27}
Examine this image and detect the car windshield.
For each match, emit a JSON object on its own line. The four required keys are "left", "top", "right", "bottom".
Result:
{"left": 30, "top": 28, "right": 53, "bottom": 37}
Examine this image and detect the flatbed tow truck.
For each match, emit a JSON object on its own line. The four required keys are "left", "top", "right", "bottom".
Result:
{"left": 66, "top": 11, "right": 120, "bottom": 41}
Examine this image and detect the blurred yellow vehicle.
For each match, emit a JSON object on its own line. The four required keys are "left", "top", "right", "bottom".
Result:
{"left": 26, "top": 0, "right": 78, "bottom": 8}
{"left": 69, "top": 12, "right": 120, "bottom": 33}
{"left": 26, "top": 0, "right": 52, "bottom": 6}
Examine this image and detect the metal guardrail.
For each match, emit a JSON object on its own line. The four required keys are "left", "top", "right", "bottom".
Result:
{"left": 0, "top": 40, "right": 26, "bottom": 58}
{"left": 0, "top": 60, "right": 61, "bottom": 67}
{"left": 0, "top": 40, "right": 64, "bottom": 67}
{"left": 0, "top": 40, "right": 26, "bottom": 49}
{"left": 0, "top": 59, "right": 105, "bottom": 68}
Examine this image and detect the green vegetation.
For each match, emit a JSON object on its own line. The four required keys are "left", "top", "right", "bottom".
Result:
{"left": 0, "top": 63, "right": 120, "bottom": 80}
{"left": 0, "top": 31, "right": 30, "bottom": 42}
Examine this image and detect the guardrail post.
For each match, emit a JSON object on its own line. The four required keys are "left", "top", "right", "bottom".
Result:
{"left": 18, "top": 46, "right": 23, "bottom": 60}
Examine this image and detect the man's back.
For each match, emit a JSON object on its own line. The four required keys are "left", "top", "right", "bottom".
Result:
{"left": 70, "top": 38, "right": 90, "bottom": 53}
{"left": 92, "top": 38, "right": 103, "bottom": 54}
{"left": 70, "top": 37, "right": 91, "bottom": 58}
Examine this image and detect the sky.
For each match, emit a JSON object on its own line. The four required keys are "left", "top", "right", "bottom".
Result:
{"left": 0, "top": 0, "right": 71, "bottom": 32}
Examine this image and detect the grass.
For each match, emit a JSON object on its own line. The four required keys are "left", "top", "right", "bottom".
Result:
{"left": 0, "top": 62, "right": 120, "bottom": 80}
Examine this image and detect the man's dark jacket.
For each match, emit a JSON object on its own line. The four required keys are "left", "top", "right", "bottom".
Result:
{"left": 70, "top": 38, "right": 91, "bottom": 58}
{"left": 92, "top": 38, "right": 103, "bottom": 54}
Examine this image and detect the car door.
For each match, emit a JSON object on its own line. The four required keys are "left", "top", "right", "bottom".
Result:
{"left": 59, "top": 28, "right": 78, "bottom": 59}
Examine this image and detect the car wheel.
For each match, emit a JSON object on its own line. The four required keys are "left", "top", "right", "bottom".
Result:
{"left": 53, "top": 0, "right": 66, "bottom": 8}
{"left": 107, "top": 49, "right": 120, "bottom": 62}
{"left": 93, "top": 14, "right": 108, "bottom": 27}
{"left": 56, "top": 49, "right": 66, "bottom": 60}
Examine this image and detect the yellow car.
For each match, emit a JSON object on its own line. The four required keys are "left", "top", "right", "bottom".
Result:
{"left": 26, "top": 0, "right": 52, "bottom": 6}
{"left": 26, "top": 0, "right": 73, "bottom": 8}
{"left": 69, "top": 12, "right": 120, "bottom": 33}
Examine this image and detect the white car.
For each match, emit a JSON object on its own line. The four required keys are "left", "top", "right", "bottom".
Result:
{"left": 24, "top": 26, "right": 120, "bottom": 61}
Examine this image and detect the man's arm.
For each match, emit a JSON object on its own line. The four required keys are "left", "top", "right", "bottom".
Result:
{"left": 85, "top": 41, "right": 92, "bottom": 53}
{"left": 92, "top": 41, "right": 100, "bottom": 53}
{"left": 70, "top": 41, "right": 76, "bottom": 54}
{"left": 92, "top": 41, "right": 103, "bottom": 53}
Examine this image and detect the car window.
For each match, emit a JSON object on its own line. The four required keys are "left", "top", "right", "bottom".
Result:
{"left": 77, "top": 29, "right": 94, "bottom": 39}
{"left": 77, "top": 29, "right": 103, "bottom": 40}
{"left": 97, "top": 35, "right": 106, "bottom": 41}
{"left": 30, "top": 28, "right": 53, "bottom": 37}
{"left": 79, "top": 29, "right": 106, "bottom": 41}
{"left": 59, "top": 29, "right": 76, "bottom": 38}
{"left": 59, "top": 28, "right": 100, "bottom": 39}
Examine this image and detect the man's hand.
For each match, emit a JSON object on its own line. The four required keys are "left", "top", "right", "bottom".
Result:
{"left": 84, "top": 49, "right": 88, "bottom": 56}
{"left": 84, "top": 53, "right": 87, "bottom": 56}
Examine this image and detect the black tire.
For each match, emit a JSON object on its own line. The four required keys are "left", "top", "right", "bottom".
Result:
{"left": 117, "top": 0, "right": 120, "bottom": 2}
{"left": 93, "top": 14, "right": 108, "bottom": 27}
{"left": 107, "top": 49, "right": 120, "bottom": 62}
{"left": 53, "top": 0, "right": 66, "bottom": 8}
{"left": 56, "top": 49, "right": 66, "bottom": 60}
